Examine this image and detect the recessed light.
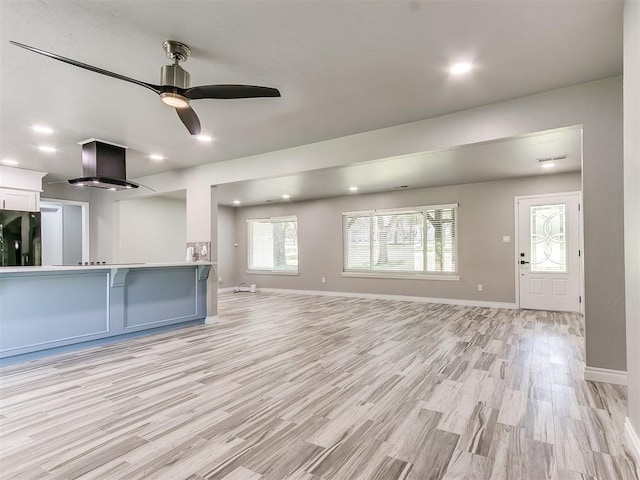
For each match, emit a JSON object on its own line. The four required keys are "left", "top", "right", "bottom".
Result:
{"left": 449, "top": 62, "right": 473, "bottom": 75}
{"left": 196, "top": 134, "right": 213, "bottom": 142}
{"left": 149, "top": 154, "right": 165, "bottom": 161}
{"left": 349, "top": 186, "right": 358, "bottom": 192}
{"left": 109, "top": 187, "right": 117, "bottom": 191}
{"left": 542, "top": 163, "right": 555, "bottom": 169}
{"left": 282, "top": 194, "right": 290, "bottom": 200}
{"left": 37, "top": 145, "right": 56, "bottom": 153}
{"left": 76, "top": 183, "right": 85, "bottom": 187}
{"left": 32, "top": 125, "right": 53, "bottom": 134}
{"left": 232, "top": 200, "right": 241, "bottom": 205}
{"left": 2, "top": 159, "right": 18, "bottom": 166}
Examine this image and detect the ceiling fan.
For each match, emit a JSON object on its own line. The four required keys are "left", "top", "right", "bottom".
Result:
{"left": 9, "top": 40, "right": 281, "bottom": 135}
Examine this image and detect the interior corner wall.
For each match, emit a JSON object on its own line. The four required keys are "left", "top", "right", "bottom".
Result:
{"left": 233, "top": 173, "right": 581, "bottom": 303}
{"left": 624, "top": 0, "right": 640, "bottom": 441}
{"left": 217, "top": 205, "right": 238, "bottom": 288}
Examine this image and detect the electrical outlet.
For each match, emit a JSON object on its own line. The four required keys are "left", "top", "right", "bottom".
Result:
{"left": 477, "top": 284, "right": 483, "bottom": 292}
{"left": 502, "top": 236, "right": 511, "bottom": 243}
{"left": 321, "top": 277, "right": 326, "bottom": 284}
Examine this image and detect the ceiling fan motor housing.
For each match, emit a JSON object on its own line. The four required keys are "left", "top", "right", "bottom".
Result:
{"left": 161, "top": 64, "right": 190, "bottom": 89}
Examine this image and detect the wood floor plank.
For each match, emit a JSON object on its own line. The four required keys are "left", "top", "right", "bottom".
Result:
{"left": 457, "top": 401, "right": 499, "bottom": 457}
{"left": 221, "top": 466, "right": 263, "bottom": 480}
{"left": 554, "top": 416, "right": 596, "bottom": 476}
{"left": 521, "top": 438, "right": 555, "bottom": 480}
{"left": 482, "top": 423, "right": 525, "bottom": 480}
{"left": 441, "top": 450, "right": 486, "bottom": 479}
{"left": 0, "top": 292, "right": 636, "bottom": 479}
{"left": 497, "top": 388, "right": 527, "bottom": 426}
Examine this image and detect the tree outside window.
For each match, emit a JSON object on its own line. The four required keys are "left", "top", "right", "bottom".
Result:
{"left": 344, "top": 205, "right": 457, "bottom": 274}
{"left": 248, "top": 217, "right": 298, "bottom": 272}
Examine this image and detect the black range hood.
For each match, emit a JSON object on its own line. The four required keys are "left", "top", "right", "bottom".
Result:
{"left": 68, "top": 139, "right": 139, "bottom": 190}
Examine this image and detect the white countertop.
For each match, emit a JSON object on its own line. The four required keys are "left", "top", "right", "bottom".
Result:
{"left": 0, "top": 262, "right": 214, "bottom": 274}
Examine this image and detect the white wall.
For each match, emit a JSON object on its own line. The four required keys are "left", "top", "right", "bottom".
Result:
{"left": 624, "top": 0, "right": 640, "bottom": 449}
{"left": 115, "top": 194, "right": 186, "bottom": 264}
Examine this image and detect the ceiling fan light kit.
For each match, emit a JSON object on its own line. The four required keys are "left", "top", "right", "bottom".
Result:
{"left": 160, "top": 92, "right": 190, "bottom": 108}
{"left": 9, "top": 39, "right": 281, "bottom": 137}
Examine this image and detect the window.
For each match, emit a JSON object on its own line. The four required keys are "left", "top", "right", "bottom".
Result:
{"left": 343, "top": 204, "right": 457, "bottom": 276}
{"left": 248, "top": 216, "right": 298, "bottom": 273}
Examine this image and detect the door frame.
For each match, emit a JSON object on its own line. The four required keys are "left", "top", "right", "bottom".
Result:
{"left": 40, "top": 205, "right": 63, "bottom": 266}
{"left": 41, "top": 198, "right": 90, "bottom": 263}
{"left": 513, "top": 191, "right": 584, "bottom": 314}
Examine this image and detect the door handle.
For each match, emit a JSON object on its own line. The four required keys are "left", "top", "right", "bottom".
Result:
{"left": 520, "top": 260, "right": 530, "bottom": 265}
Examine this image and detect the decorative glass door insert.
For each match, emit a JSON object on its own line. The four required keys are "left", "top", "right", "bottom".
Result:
{"left": 530, "top": 203, "right": 566, "bottom": 272}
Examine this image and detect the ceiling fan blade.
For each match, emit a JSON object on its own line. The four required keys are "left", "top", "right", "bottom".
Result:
{"left": 10, "top": 40, "right": 161, "bottom": 95}
{"left": 185, "top": 84, "right": 281, "bottom": 100}
{"left": 176, "top": 106, "right": 201, "bottom": 135}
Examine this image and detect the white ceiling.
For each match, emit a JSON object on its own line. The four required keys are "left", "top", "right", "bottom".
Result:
{"left": 0, "top": 1, "right": 621, "bottom": 192}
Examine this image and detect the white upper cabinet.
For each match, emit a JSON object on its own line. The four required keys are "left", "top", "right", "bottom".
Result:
{"left": 0, "top": 189, "right": 38, "bottom": 211}
{"left": 0, "top": 166, "right": 46, "bottom": 212}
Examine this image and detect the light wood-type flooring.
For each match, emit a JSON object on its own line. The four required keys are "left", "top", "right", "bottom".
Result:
{"left": 1, "top": 292, "right": 638, "bottom": 479}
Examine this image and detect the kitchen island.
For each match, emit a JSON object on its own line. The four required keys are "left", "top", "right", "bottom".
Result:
{"left": 0, "top": 262, "right": 212, "bottom": 359}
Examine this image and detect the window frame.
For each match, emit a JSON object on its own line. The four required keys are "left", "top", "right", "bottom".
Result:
{"left": 342, "top": 204, "right": 459, "bottom": 280}
{"left": 247, "top": 215, "right": 299, "bottom": 275}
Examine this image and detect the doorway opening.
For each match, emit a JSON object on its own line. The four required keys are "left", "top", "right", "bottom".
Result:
{"left": 40, "top": 198, "right": 90, "bottom": 265}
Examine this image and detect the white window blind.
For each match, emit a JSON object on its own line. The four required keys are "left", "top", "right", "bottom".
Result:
{"left": 248, "top": 216, "right": 298, "bottom": 272}
{"left": 343, "top": 205, "right": 457, "bottom": 274}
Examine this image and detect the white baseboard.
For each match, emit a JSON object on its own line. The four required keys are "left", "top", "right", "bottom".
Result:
{"left": 625, "top": 418, "right": 640, "bottom": 467}
{"left": 584, "top": 366, "right": 628, "bottom": 385}
{"left": 204, "top": 315, "right": 219, "bottom": 325}
{"left": 217, "top": 287, "right": 235, "bottom": 293}
{"left": 254, "top": 287, "right": 517, "bottom": 309}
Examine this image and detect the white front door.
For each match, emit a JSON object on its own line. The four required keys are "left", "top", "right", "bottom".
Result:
{"left": 517, "top": 193, "right": 581, "bottom": 312}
